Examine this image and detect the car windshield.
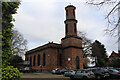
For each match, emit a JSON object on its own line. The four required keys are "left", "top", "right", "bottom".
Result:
{"left": 112, "top": 70, "right": 119, "bottom": 72}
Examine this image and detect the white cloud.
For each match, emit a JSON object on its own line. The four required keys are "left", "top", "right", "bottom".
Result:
{"left": 13, "top": 0, "right": 118, "bottom": 55}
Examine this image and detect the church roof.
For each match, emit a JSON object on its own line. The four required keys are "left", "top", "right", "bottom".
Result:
{"left": 26, "top": 42, "right": 61, "bottom": 55}
{"left": 109, "top": 51, "right": 120, "bottom": 59}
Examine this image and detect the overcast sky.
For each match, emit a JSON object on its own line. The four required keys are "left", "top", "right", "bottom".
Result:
{"left": 13, "top": 0, "right": 118, "bottom": 56}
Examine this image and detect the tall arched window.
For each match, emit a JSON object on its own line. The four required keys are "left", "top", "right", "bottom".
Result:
{"left": 66, "top": 24, "right": 68, "bottom": 34}
{"left": 43, "top": 53, "right": 46, "bottom": 66}
{"left": 33, "top": 55, "right": 36, "bottom": 66}
{"left": 74, "top": 23, "right": 76, "bottom": 33}
{"left": 27, "top": 57, "right": 29, "bottom": 61}
{"left": 73, "top": 9, "right": 75, "bottom": 16}
{"left": 30, "top": 56, "right": 32, "bottom": 66}
{"left": 66, "top": 10, "right": 68, "bottom": 16}
{"left": 76, "top": 56, "right": 80, "bottom": 69}
{"left": 38, "top": 54, "right": 40, "bottom": 66}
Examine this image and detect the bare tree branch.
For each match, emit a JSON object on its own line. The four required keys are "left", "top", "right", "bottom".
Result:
{"left": 105, "top": 2, "right": 120, "bottom": 19}
{"left": 11, "top": 29, "right": 27, "bottom": 56}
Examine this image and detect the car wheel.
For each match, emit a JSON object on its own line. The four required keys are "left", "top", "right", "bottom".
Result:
{"left": 70, "top": 76, "right": 74, "bottom": 80}
{"left": 96, "top": 75, "right": 101, "bottom": 80}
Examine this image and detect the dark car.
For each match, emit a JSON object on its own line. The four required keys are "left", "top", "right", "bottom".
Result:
{"left": 70, "top": 69, "right": 95, "bottom": 80}
{"left": 90, "top": 68, "right": 109, "bottom": 80}
{"left": 108, "top": 69, "right": 120, "bottom": 79}
{"left": 56, "top": 69, "right": 67, "bottom": 74}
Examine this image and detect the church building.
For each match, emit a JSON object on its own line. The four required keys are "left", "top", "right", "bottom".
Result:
{"left": 25, "top": 5, "right": 83, "bottom": 71}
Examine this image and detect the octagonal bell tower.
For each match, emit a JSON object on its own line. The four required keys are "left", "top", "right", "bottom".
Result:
{"left": 65, "top": 5, "right": 77, "bottom": 36}
{"left": 61, "top": 5, "right": 83, "bottom": 70}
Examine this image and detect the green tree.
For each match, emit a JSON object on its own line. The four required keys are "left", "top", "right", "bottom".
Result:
{"left": 2, "top": 2, "right": 21, "bottom": 80}
{"left": 91, "top": 40, "right": 108, "bottom": 67}
{"left": 108, "top": 59, "right": 120, "bottom": 68}
{"left": 2, "top": 2, "right": 20, "bottom": 66}
{"left": 8, "top": 55, "right": 24, "bottom": 68}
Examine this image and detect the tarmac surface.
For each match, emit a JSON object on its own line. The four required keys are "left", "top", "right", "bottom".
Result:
{"left": 20, "top": 73, "right": 70, "bottom": 80}
{"left": 20, "top": 72, "right": 120, "bottom": 80}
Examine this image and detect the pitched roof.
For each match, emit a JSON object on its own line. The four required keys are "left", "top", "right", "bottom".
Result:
{"left": 109, "top": 51, "right": 120, "bottom": 59}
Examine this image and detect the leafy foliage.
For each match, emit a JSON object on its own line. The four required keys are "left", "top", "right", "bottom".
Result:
{"left": 108, "top": 59, "right": 120, "bottom": 68}
{"left": 2, "top": 2, "right": 20, "bottom": 66}
{"left": 91, "top": 40, "right": 108, "bottom": 67}
{"left": 8, "top": 55, "right": 24, "bottom": 68}
{"left": 2, "top": 66, "right": 22, "bottom": 80}
{"left": 2, "top": 2, "right": 21, "bottom": 80}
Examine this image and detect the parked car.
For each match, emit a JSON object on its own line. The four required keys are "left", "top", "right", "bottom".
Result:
{"left": 22, "top": 67, "right": 33, "bottom": 73}
{"left": 108, "top": 69, "right": 120, "bottom": 79}
{"left": 116, "top": 68, "right": 120, "bottom": 72}
{"left": 64, "top": 70, "right": 75, "bottom": 77}
{"left": 56, "top": 69, "right": 67, "bottom": 74}
{"left": 90, "top": 68, "right": 109, "bottom": 80}
{"left": 70, "top": 69, "right": 95, "bottom": 80}
{"left": 52, "top": 68, "right": 60, "bottom": 74}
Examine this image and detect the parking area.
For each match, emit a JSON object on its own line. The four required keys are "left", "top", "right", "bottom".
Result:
{"left": 20, "top": 73, "right": 70, "bottom": 80}
{"left": 20, "top": 72, "right": 120, "bottom": 80}
{"left": 21, "top": 72, "right": 69, "bottom": 78}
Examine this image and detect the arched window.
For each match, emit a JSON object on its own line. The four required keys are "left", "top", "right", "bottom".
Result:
{"left": 33, "top": 55, "right": 36, "bottom": 66}
{"left": 43, "top": 53, "right": 46, "bottom": 66}
{"left": 30, "top": 56, "right": 32, "bottom": 66}
{"left": 59, "top": 54, "right": 62, "bottom": 66}
{"left": 74, "top": 23, "right": 76, "bottom": 33}
{"left": 66, "top": 10, "right": 68, "bottom": 16}
{"left": 26, "top": 57, "right": 29, "bottom": 61}
{"left": 76, "top": 56, "right": 80, "bottom": 69}
{"left": 73, "top": 9, "right": 75, "bottom": 16}
{"left": 66, "top": 24, "right": 68, "bottom": 34}
{"left": 38, "top": 54, "right": 40, "bottom": 66}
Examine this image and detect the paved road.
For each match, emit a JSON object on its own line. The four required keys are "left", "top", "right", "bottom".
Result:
{"left": 21, "top": 73, "right": 70, "bottom": 80}
{"left": 20, "top": 73, "right": 120, "bottom": 80}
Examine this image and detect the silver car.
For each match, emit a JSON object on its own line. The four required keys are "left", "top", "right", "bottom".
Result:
{"left": 52, "top": 68, "right": 59, "bottom": 74}
{"left": 70, "top": 69, "right": 95, "bottom": 80}
{"left": 64, "top": 70, "right": 75, "bottom": 77}
{"left": 108, "top": 69, "right": 120, "bottom": 79}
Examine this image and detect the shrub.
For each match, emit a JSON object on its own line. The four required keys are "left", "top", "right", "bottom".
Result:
{"left": 2, "top": 66, "right": 22, "bottom": 80}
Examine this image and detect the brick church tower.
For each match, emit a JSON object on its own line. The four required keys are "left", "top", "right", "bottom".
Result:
{"left": 61, "top": 5, "right": 83, "bottom": 69}
{"left": 25, "top": 5, "right": 83, "bottom": 71}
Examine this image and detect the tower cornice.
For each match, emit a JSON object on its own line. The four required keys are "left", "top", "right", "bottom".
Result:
{"left": 65, "top": 5, "right": 76, "bottom": 10}
{"left": 64, "top": 19, "right": 78, "bottom": 23}
{"left": 61, "top": 35, "right": 82, "bottom": 40}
